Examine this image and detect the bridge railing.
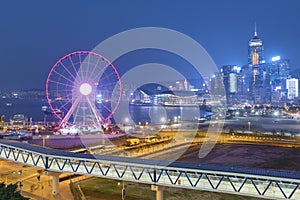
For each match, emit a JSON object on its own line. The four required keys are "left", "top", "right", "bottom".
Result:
{"left": 1, "top": 141, "right": 300, "bottom": 200}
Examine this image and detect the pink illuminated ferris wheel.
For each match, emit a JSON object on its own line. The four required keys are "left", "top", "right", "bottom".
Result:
{"left": 46, "top": 51, "right": 122, "bottom": 127}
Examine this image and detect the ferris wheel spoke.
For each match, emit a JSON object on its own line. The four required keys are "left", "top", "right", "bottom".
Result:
{"left": 60, "top": 96, "right": 81, "bottom": 127}
{"left": 57, "top": 98, "right": 73, "bottom": 112}
{"left": 73, "top": 99, "right": 83, "bottom": 124}
{"left": 50, "top": 89, "right": 73, "bottom": 95}
{"left": 58, "top": 61, "right": 78, "bottom": 83}
{"left": 85, "top": 100, "right": 98, "bottom": 124}
{"left": 89, "top": 64, "right": 111, "bottom": 84}
{"left": 86, "top": 96, "right": 103, "bottom": 123}
{"left": 68, "top": 57, "right": 82, "bottom": 83}
{"left": 98, "top": 71, "right": 120, "bottom": 84}
{"left": 48, "top": 79, "right": 75, "bottom": 88}
{"left": 51, "top": 69, "right": 76, "bottom": 85}
{"left": 50, "top": 87, "right": 74, "bottom": 92}
{"left": 87, "top": 56, "right": 101, "bottom": 82}
{"left": 77, "top": 52, "right": 86, "bottom": 81}
{"left": 98, "top": 81, "right": 119, "bottom": 88}
{"left": 83, "top": 53, "right": 92, "bottom": 82}
{"left": 101, "top": 103, "right": 112, "bottom": 114}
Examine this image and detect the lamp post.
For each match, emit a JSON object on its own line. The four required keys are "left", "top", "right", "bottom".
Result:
{"left": 118, "top": 182, "right": 126, "bottom": 200}
{"left": 18, "top": 170, "right": 22, "bottom": 195}
{"left": 248, "top": 121, "right": 251, "bottom": 136}
{"left": 39, "top": 135, "right": 50, "bottom": 147}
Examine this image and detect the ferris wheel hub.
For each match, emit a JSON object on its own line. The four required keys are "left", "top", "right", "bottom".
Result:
{"left": 79, "top": 83, "right": 92, "bottom": 96}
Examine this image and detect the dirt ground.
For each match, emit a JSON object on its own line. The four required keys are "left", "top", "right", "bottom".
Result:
{"left": 177, "top": 144, "right": 300, "bottom": 171}
{"left": 80, "top": 144, "right": 298, "bottom": 200}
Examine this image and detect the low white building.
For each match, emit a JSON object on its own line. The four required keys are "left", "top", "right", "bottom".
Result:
{"left": 286, "top": 78, "right": 298, "bottom": 100}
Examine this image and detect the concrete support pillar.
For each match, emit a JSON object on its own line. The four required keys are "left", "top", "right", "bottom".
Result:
{"left": 52, "top": 172, "right": 60, "bottom": 195}
{"left": 151, "top": 185, "right": 164, "bottom": 200}
{"left": 45, "top": 171, "right": 61, "bottom": 195}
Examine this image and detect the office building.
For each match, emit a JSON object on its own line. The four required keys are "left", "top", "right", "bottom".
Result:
{"left": 286, "top": 78, "right": 298, "bottom": 100}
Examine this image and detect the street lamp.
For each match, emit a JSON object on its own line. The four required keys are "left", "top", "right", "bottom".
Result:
{"left": 118, "top": 182, "right": 126, "bottom": 200}
{"left": 248, "top": 121, "right": 251, "bottom": 132}
{"left": 39, "top": 135, "right": 50, "bottom": 147}
{"left": 18, "top": 170, "right": 22, "bottom": 195}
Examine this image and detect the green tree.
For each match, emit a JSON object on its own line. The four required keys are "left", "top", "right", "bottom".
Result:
{"left": 0, "top": 182, "right": 29, "bottom": 200}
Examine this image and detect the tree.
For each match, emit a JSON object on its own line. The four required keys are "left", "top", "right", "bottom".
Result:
{"left": 0, "top": 182, "right": 29, "bottom": 200}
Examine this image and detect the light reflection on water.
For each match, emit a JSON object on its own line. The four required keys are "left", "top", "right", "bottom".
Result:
{"left": 0, "top": 98, "right": 210, "bottom": 123}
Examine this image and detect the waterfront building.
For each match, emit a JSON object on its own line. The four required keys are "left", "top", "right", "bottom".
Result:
{"left": 286, "top": 78, "right": 298, "bottom": 100}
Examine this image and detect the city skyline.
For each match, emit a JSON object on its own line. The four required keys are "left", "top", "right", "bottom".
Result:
{"left": 2, "top": 2, "right": 300, "bottom": 199}
{"left": 0, "top": 0, "right": 300, "bottom": 91}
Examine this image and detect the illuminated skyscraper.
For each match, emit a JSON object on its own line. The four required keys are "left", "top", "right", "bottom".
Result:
{"left": 268, "top": 57, "right": 291, "bottom": 103}
{"left": 247, "top": 24, "right": 269, "bottom": 104}
{"left": 221, "top": 65, "right": 242, "bottom": 104}
{"left": 248, "top": 24, "right": 264, "bottom": 65}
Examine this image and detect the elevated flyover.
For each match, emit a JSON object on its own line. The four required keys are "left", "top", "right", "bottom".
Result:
{"left": 1, "top": 139, "right": 300, "bottom": 199}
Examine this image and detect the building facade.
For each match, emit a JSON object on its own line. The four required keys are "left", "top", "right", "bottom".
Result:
{"left": 286, "top": 78, "right": 298, "bottom": 100}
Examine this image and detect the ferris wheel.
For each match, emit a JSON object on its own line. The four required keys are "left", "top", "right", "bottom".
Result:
{"left": 46, "top": 51, "right": 122, "bottom": 127}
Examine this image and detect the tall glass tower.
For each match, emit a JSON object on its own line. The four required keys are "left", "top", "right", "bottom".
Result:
{"left": 247, "top": 24, "right": 269, "bottom": 104}
{"left": 248, "top": 24, "right": 264, "bottom": 65}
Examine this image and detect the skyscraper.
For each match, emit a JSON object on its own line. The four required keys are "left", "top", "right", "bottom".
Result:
{"left": 221, "top": 65, "right": 242, "bottom": 104}
{"left": 248, "top": 24, "right": 264, "bottom": 65}
{"left": 268, "top": 57, "right": 291, "bottom": 103}
{"left": 247, "top": 24, "right": 269, "bottom": 104}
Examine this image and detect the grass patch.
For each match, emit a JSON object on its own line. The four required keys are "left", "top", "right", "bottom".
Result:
{"left": 80, "top": 178, "right": 259, "bottom": 200}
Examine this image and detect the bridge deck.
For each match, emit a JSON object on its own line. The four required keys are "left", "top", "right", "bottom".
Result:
{"left": 1, "top": 139, "right": 299, "bottom": 180}
{"left": 1, "top": 139, "right": 300, "bottom": 200}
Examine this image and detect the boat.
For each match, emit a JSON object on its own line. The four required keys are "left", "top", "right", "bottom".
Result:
{"left": 5, "top": 102, "right": 12, "bottom": 107}
{"left": 42, "top": 106, "right": 64, "bottom": 115}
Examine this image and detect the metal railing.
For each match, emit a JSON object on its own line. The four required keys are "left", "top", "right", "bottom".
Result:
{"left": 1, "top": 140, "right": 300, "bottom": 200}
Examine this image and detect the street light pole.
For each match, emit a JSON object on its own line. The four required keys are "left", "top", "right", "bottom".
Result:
{"left": 248, "top": 121, "right": 251, "bottom": 132}
{"left": 122, "top": 182, "right": 126, "bottom": 200}
{"left": 40, "top": 135, "right": 50, "bottom": 147}
{"left": 247, "top": 120, "right": 251, "bottom": 137}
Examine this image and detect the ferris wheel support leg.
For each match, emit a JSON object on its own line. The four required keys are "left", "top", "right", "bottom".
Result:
{"left": 59, "top": 97, "right": 80, "bottom": 128}
{"left": 86, "top": 97, "right": 103, "bottom": 128}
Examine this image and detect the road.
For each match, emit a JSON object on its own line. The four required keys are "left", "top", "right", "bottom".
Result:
{"left": 223, "top": 117, "right": 300, "bottom": 133}
{"left": 0, "top": 159, "right": 87, "bottom": 200}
